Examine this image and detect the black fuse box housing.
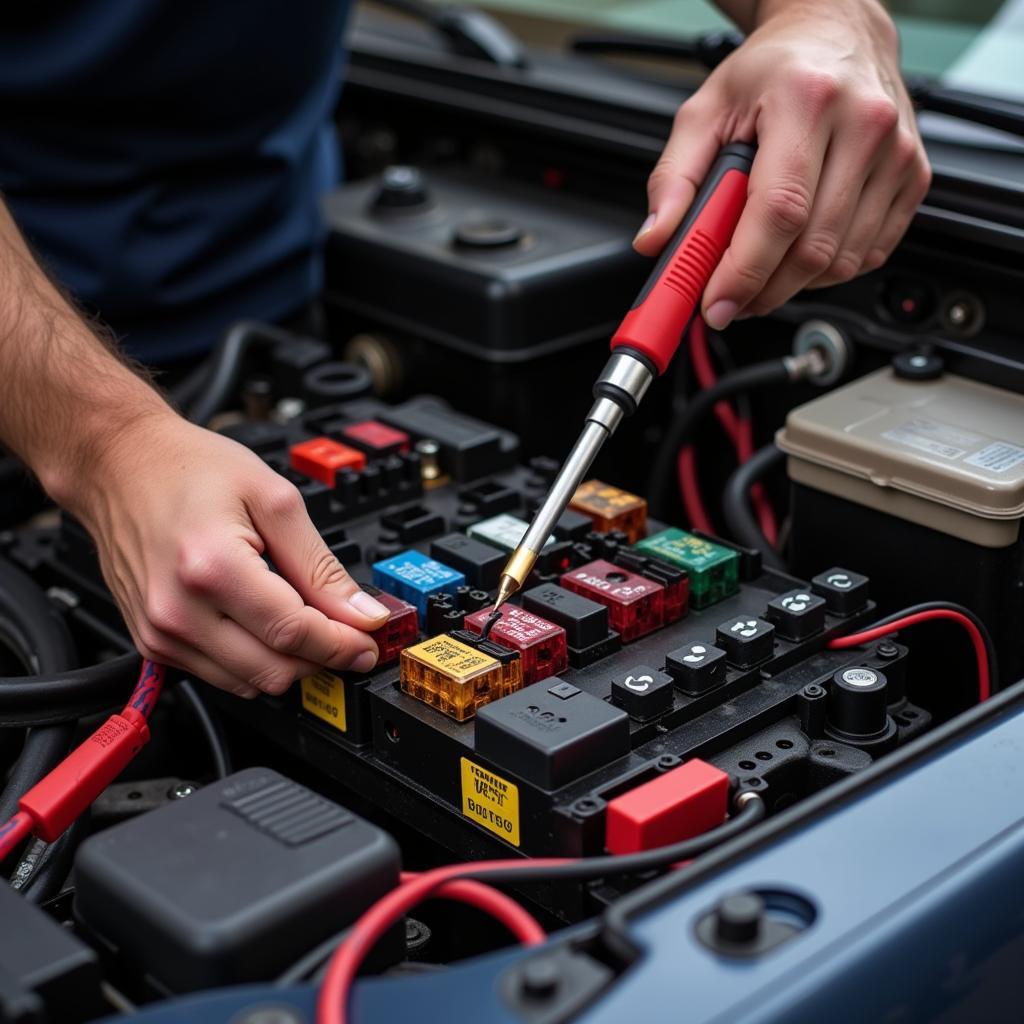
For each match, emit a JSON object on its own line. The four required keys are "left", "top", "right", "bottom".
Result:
{"left": 73, "top": 768, "right": 401, "bottom": 993}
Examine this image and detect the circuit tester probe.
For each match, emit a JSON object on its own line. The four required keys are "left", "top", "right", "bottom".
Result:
{"left": 492, "top": 142, "right": 756, "bottom": 615}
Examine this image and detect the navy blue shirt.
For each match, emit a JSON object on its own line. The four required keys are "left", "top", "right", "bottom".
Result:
{"left": 0, "top": 2, "right": 350, "bottom": 364}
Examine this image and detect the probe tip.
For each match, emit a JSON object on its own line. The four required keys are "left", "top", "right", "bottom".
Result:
{"left": 493, "top": 574, "right": 519, "bottom": 614}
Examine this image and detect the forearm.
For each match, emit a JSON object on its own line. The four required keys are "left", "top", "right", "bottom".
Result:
{"left": 0, "top": 199, "right": 171, "bottom": 509}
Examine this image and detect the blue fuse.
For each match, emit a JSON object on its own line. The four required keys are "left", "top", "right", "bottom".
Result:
{"left": 372, "top": 550, "right": 466, "bottom": 617}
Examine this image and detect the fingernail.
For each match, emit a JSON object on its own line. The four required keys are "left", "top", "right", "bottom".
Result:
{"left": 705, "top": 300, "right": 738, "bottom": 331}
{"left": 349, "top": 590, "right": 389, "bottom": 620}
{"left": 351, "top": 650, "right": 378, "bottom": 674}
{"left": 633, "top": 213, "right": 656, "bottom": 245}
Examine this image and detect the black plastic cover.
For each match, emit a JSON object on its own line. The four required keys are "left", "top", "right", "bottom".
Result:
{"left": 0, "top": 882, "right": 99, "bottom": 1021}
{"left": 475, "top": 680, "right": 629, "bottom": 789}
{"left": 73, "top": 768, "right": 400, "bottom": 992}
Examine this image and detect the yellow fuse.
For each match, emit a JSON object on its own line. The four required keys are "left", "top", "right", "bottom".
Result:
{"left": 569, "top": 479, "right": 648, "bottom": 543}
{"left": 400, "top": 635, "right": 523, "bottom": 721}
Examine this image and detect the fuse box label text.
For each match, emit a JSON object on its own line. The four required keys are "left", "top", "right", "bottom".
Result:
{"left": 460, "top": 758, "right": 520, "bottom": 846}
{"left": 300, "top": 670, "right": 347, "bottom": 732}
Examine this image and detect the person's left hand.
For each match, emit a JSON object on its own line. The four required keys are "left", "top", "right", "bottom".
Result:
{"left": 634, "top": 0, "right": 931, "bottom": 329}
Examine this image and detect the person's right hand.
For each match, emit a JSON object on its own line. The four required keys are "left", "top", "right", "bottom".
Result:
{"left": 66, "top": 410, "right": 390, "bottom": 698}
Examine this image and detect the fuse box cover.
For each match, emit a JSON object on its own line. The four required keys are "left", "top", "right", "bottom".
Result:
{"left": 777, "top": 368, "right": 1024, "bottom": 546}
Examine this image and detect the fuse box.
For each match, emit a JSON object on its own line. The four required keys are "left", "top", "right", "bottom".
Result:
{"left": 16, "top": 393, "right": 940, "bottom": 926}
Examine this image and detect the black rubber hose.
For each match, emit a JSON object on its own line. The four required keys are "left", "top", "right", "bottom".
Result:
{"left": 186, "top": 320, "right": 300, "bottom": 426}
{"left": 723, "top": 443, "right": 787, "bottom": 570}
{"left": 0, "top": 651, "right": 140, "bottom": 727}
{"left": 647, "top": 359, "right": 791, "bottom": 520}
{"left": 177, "top": 679, "right": 232, "bottom": 779}
{"left": 0, "top": 559, "right": 79, "bottom": 826}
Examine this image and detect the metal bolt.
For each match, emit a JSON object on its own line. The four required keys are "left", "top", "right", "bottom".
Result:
{"left": 877, "top": 642, "right": 900, "bottom": 659}
{"left": 735, "top": 789, "right": 763, "bottom": 808}
{"left": 947, "top": 302, "right": 969, "bottom": 326}
{"left": 405, "top": 917, "right": 432, "bottom": 953}
{"left": 415, "top": 439, "right": 442, "bottom": 483}
{"left": 273, "top": 398, "right": 305, "bottom": 423}
{"left": 168, "top": 782, "right": 197, "bottom": 800}
{"left": 573, "top": 797, "right": 601, "bottom": 815}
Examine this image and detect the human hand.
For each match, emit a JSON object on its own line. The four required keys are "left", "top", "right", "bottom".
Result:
{"left": 634, "top": 0, "right": 930, "bottom": 328}
{"left": 68, "top": 412, "right": 389, "bottom": 698}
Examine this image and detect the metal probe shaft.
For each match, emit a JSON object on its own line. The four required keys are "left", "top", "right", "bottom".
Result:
{"left": 493, "top": 352, "right": 654, "bottom": 612}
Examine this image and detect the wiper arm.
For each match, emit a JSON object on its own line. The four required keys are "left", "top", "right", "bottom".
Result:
{"left": 370, "top": 0, "right": 527, "bottom": 68}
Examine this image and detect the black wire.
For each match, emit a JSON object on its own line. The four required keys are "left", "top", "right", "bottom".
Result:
{"left": 275, "top": 927, "right": 353, "bottom": 987}
{"left": 0, "top": 651, "right": 140, "bottom": 727}
{"left": 648, "top": 360, "right": 791, "bottom": 520}
{"left": 840, "top": 601, "right": 999, "bottom": 694}
{"left": 177, "top": 679, "right": 232, "bottom": 780}
{"left": 19, "top": 811, "right": 91, "bottom": 904}
{"left": 186, "top": 320, "right": 299, "bottom": 426}
{"left": 705, "top": 329, "right": 752, "bottom": 423}
{"left": 460, "top": 797, "right": 764, "bottom": 886}
{"left": 722, "top": 443, "right": 786, "bottom": 570}
{"left": 0, "top": 558, "right": 79, "bottom": 829}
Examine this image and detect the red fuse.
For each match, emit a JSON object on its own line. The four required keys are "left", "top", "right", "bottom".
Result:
{"left": 364, "top": 587, "right": 419, "bottom": 665}
{"left": 340, "top": 420, "right": 411, "bottom": 456}
{"left": 290, "top": 437, "right": 366, "bottom": 487}
{"left": 605, "top": 759, "right": 729, "bottom": 854}
{"left": 560, "top": 559, "right": 664, "bottom": 642}
{"left": 463, "top": 604, "right": 568, "bottom": 685}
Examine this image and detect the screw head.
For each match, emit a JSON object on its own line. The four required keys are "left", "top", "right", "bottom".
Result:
{"left": 521, "top": 958, "right": 559, "bottom": 999}
{"left": 168, "top": 782, "right": 197, "bottom": 800}
{"left": 803, "top": 683, "right": 826, "bottom": 699}
{"left": 877, "top": 641, "right": 900, "bottom": 659}
{"left": 715, "top": 892, "right": 765, "bottom": 944}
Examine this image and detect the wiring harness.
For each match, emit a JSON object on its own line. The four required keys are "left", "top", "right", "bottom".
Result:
{"left": 0, "top": 660, "right": 165, "bottom": 861}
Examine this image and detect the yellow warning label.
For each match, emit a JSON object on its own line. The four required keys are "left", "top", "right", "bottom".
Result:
{"left": 460, "top": 757, "right": 520, "bottom": 847}
{"left": 407, "top": 636, "right": 497, "bottom": 681}
{"left": 300, "top": 670, "right": 347, "bottom": 732}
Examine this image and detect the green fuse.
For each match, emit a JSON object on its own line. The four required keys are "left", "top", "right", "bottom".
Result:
{"left": 634, "top": 528, "right": 739, "bottom": 609}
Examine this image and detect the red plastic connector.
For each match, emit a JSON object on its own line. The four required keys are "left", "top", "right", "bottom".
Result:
{"left": 290, "top": 438, "right": 367, "bottom": 487}
{"left": 19, "top": 708, "right": 151, "bottom": 842}
{"left": 605, "top": 759, "right": 729, "bottom": 854}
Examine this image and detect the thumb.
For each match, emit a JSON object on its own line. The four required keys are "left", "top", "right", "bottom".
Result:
{"left": 253, "top": 479, "right": 390, "bottom": 630}
{"left": 634, "top": 99, "right": 724, "bottom": 257}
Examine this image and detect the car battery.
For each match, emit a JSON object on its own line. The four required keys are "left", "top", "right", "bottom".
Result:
{"left": 777, "top": 366, "right": 1024, "bottom": 689}
{"left": 320, "top": 165, "right": 654, "bottom": 469}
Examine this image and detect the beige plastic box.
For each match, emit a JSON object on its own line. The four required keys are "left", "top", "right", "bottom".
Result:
{"left": 776, "top": 368, "right": 1024, "bottom": 548}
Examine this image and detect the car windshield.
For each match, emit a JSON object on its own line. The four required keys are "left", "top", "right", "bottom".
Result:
{"left": 468, "top": 0, "right": 1024, "bottom": 104}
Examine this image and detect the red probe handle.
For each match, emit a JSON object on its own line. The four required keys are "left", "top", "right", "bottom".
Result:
{"left": 611, "top": 142, "right": 755, "bottom": 375}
